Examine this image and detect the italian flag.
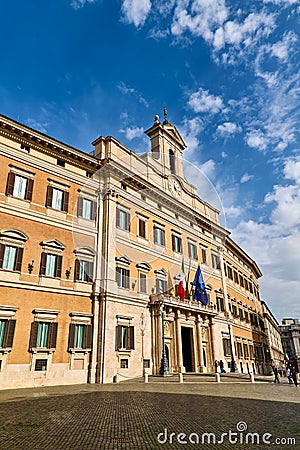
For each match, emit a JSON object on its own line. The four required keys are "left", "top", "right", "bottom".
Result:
{"left": 178, "top": 260, "right": 186, "bottom": 301}
{"left": 284, "top": 351, "right": 289, "bottom": 364}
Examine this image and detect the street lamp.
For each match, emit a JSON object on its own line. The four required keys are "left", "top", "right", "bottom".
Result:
{"left": 159, "top": 291, "right": 169, "bottom": 376}
{"left": 139, "top": 312, "right": 146, "bottom": 375}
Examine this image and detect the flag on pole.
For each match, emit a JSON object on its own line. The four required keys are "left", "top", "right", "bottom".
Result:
{"left": 178, "top": 259, "right": 186, "bottom": 301}
{"left": 192, "top": 264, "right": 209, "bottom": 305}
{"left": 284, "top": 350, "right": 289, "bottom": 365}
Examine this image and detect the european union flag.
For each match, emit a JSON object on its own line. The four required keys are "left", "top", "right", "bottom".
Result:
{"left": 192, "top": 265, "right": 209, "bottom": 305}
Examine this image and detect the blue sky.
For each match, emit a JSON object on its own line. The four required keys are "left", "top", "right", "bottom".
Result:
{"left": 1, "top": 0, "right": 300, "bottom": 321}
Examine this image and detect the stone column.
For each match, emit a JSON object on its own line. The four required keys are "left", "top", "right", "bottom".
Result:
{"left": 175, "top": 309, "right": 184, "bottom": 372}
{"left": 209, "top": 317, "right": 217, "bottom": 370}
{"left": 196, "top": 314, "right": 204, "bottom": 373}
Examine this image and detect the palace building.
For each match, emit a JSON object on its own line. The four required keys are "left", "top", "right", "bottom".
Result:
{"left": 0, "top": 112, "right": 273, "bottom": 388}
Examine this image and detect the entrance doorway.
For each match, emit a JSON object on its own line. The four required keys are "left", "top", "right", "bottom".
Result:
{"left": 181, "top": 327, "right": 194, "bottom": 372}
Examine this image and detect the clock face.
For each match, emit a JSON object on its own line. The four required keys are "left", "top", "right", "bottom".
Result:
{"left": 168, "top": 177, "right": 182, "bottom": 197}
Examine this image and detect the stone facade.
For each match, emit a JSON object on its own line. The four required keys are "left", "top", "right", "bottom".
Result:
{"left": 280, "top": 318, "right": 300, "bottom": 369}
{"left": 0, "top": 112, "right": 274, "bottom": 388}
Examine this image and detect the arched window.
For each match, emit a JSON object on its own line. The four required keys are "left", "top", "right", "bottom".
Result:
{"left": 169, "top": 149, "right": 176, "bottom": 174}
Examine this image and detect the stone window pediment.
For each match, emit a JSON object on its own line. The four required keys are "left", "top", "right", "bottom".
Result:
{"left": 0, "top": 229, "right": 28, "bottom": 245}
{"left": 136, "top": 262, "right": 151, "bottom": 272}
{"left": 154, "top": 268, "right": 168, "bottom": 277}
{"left": 115, "top": 255, "right": 131, "bottom": 266}
{"left": 40, "top": 239, "right": 65, "bottom": 253}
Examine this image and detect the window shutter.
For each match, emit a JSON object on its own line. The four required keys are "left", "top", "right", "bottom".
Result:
{"left": 55, "top": 255, "right": 62, "bottom": 278}
{"left": 6, "top": 172, "right": 15, "bottom": 196}
{"left": 84, "top": 324, "right": 92, "bottom": 349}
{"left": 116, "top": 208, "right": 120, "bottom": 227}
{"left": 68, "top": 323, "right": 76, "bottom": 349}
{"left": 48, "top": 322, "right": 58, "bottom": 349}
{"left": 29, "top": 322, "right": 39, "bottom": 349}
{"left": 74, "top": 259, "right": 80, "bottom": 281}
{"left": 77, "top": 197, "right": 83, "bottom": 217}
{"left": 172, "top": 235, "right": 175, "bottom": 251}
{"left": 125, "top": 269, "right": 130, "bottom": 289}
{"left": 116, "top": 267, "right": 121, "bottom": 286}
{"left": 39, "top": 252, "right": 47, "bottom": 276}
{"left": 126, "top": 212, "right": 130, "bottom": 232}
{"left": 115, "top": 325, "right": 122, "bottom": 350}
{"left": 62, "top": 191, "right": 69, "bottom": 212}
{"left": 45, "top": 185, "right": 53, "bottom": 207}
{"left": 162, "top": 230, "right": 165, "bottom": 246}
{"left": 91, "top": 201, "right": 97, "bottom": 221}
{"left": 179, "top": 238, "right": 182, "bottom": 253}
{"left": 139, "top": 219, "right": 145, "bottom": 238}
{"left": 127, "top": 326, "right": 135, "bottom": 350}
{"left": 26, "top": 178, "right": 34, "bottom": 201}
{"left": 3, "top": 319, "right": 16, "bottom": 348}
{"left": 87, "top": 261, "right": 94, "bottom": 282}
{"left": 0, "top": 244, "right": 5, "bottom": 269}
{"left": 14, "top": 247, "right": 23, "bottom": 272}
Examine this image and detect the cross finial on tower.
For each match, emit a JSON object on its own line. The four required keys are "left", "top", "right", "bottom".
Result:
{"left": 163, "top": 103, "right": 167, "bottom": 121}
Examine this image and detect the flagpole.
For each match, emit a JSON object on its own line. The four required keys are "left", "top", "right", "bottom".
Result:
{"left": 159, "top": 290, "right": 169, "bottom": 376}
{"left": 185, "top": 258, "right": 191, "bottom": 300}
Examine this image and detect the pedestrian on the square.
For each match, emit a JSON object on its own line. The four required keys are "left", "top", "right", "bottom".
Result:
{"left": 219, "top": 360, "right": 226, "bottom": 373}
{"left": 291, "top": 366, "right": 298, "bottom": 387}
{"left": 215, "top": 360, "right": 219, "bottom": 373}
{"left": 287, "top": 367, "right": 293, "bottom": 384}
{"left": 273, "top": 366, "right": 280, "bottom": 383}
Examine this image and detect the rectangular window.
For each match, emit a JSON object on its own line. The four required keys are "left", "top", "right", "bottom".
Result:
{"left": 116, "top": 267, "right": 130, "bottom": 289}
{"left": 3, "top": 246, "right": 17, "bottom": 270}
{"left": 0, "top": 319, "right": 16, "bottom": 348}
{"left": 35, "top": 359, "right": 48, "bottom": 371}
{"left": 153, "top": 226, "right": 165, "bottom": 246}
{"left": 249, "top": 345, "right": 254, "bottom": 360}
{"left": 115, "top": 325, "right": 134, "bottom": 350}
{"left": 156, "top": 278, "right": 167, "bottom": 294}
{"left": 234, "top": 270, "right": 239, "bottom": 283}
{"left": 249, "top": 282, "right": 253, "bottom": 294}
{"left": 227, "top": 266, "right": 233, "bottom": 280}
{"left": 6, "top": 172, "right": 33, "bottom": 201}
{"left": 30, "top": 321, "right": 58, "bottom": 350}
{"left": 138, "top": 218, "right": 146, "bottom": 238}
{"left": 244, "top": 311, "right": 249, "bottom": 322}
{"left": 172, "top": 235, "right": 182, "bottom": 253}
{"left": 244, "top": 278, "right": 249, "bottom": 291}
{"left": 46, "top": 186, "right": 69, "bottom": 212}
{"left": 237, "top": 342, "right": 243, "bottom": 359}
{"left": 116, "top": 208, "right": 130, "bottom": 231}
{"left": 243, "top": 343, "right": 249, "bottom": 358}
{"left": 232, "top": 305, "right": 237, "bottom": 317}
{"left": 239, "top": 308, "right": 243, "bottom": 320}
{"left": 120, "top": 359, "right": 128, "bottom": 368}
{"left": 37, "top": 322, "right": 49, "bottom": 348}
{"left": 13, "top": 175, "right": 28, "bottom": 199}
{"left": 223, "top": 338, "right": 231, "bottom": 356}
{"left": 216, "top": 297, "right": 224, "bottom": 312}
{"left": 188, "top": 242, "right": 197, "bottom": 260}
{"left": 201, "top": 247, "right": 207, "bottom": 264}
{"left": 0, "top": 245, "right": 23, "bottom": 272}
{"left": 39, "top": 253, "right": 62, "bottom": 278}
{"left": 68, "top": 323, "right": 92, "bottom": 350}
{"left": 139, "top": 273, "right": 147, "bottom": 293}
{"left": 75, "top": 260, "right": 94, "bottom": 282}
{"left": 211, "top": 253, "right": 220, "bottom": 269}
{"left": 239, "top": 274, "right": 244, "bottom": 287}
{"left": 143, "top": 359, "right": 150, "bottom": 369}
{"left": 77, "top": 197, "right": 96, "bottom": 220}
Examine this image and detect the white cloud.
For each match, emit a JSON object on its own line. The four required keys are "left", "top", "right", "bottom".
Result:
{"left": 70, "top": 0, "right": 96, "bottom": 10}
{"left": 240, "top": 173, "right": 254, "bottom": 184}
{"left": 121, "top": 0, "right": 152, "bottom": 27}
{"left": 231, "top": 154, "right": 300, "bottom": 319}
{"left": 178, "top": 116, "right": 204, "bottom": 154}
{"left": 121, "top": 126, "right": 144, "bottom": 140}
{"left": 246, "top": 130, "right": 269, "bottom": 151}
{"left": 188, "top": 88, "right": 225, "bottom": 114}
{"left": 217, "top": 121, "right": 242, "bottom": 136}
{"left": 26, "top": 118, "right": 48, "bottom": 134}
{"left": 117, "top": 82, "right": 149, "bottom": 107}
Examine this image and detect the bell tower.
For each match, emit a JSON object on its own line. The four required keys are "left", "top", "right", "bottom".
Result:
{"left": 145, "top": 109, "right": 186, "bottom": 179}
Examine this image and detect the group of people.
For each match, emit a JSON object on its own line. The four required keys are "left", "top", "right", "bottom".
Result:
{"left": 215, "top": 360, "right": 226, "bottom": 373}
{"left": 273, "top": 364, "right": 298, "bottom": 386}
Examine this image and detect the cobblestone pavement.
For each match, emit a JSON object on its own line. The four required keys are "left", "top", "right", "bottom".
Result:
{"left": 0, "top": 378, "right": 299, "bottom": 450}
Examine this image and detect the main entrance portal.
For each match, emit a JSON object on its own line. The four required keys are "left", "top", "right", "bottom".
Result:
{"left": 181, "top": 327, "right": 194, "bottom": 372}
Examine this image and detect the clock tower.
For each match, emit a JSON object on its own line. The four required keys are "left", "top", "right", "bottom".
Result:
{"left": 144, "top": 109, "right": 186, "bottom": 179}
